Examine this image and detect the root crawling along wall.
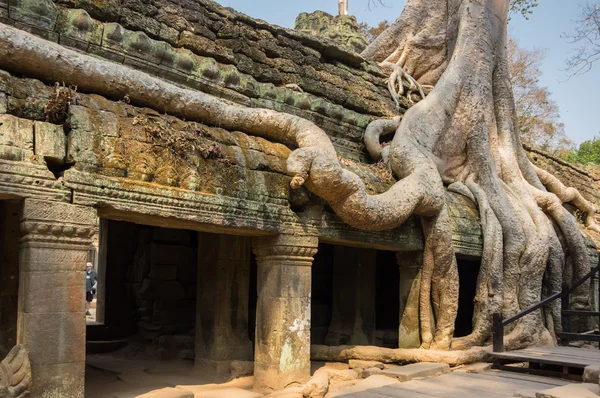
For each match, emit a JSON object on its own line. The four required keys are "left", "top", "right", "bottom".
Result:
{"left": 0, "top": 0, "right": 597, "bottom": 353}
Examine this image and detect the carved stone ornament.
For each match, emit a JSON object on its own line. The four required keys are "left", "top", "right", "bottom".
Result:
{"left": 0, "top": 345, "right": 31, "bottom": 398}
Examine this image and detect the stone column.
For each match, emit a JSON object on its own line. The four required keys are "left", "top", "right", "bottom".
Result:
{"left": 196, "top": 233, "right": 253, "bottom": 376}
{"left": 18, "top": 199, "right": 96, "bottom": 398}
{"left": 252, "top": 234, "right": 318, "bottom": 393}
{"left": 397, "top": 251, "right": 423, "bottom": 349}
{"left": 325, "top": 246, "right": 376, "bottom": 346}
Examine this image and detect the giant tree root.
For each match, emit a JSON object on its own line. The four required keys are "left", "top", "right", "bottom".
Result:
{"left": 310, "top": 345, "right": 492, "bottom": 367}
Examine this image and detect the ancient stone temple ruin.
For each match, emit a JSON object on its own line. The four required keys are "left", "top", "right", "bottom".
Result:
{"left": 0, "top": 0, "right": 599, "bottom": 397}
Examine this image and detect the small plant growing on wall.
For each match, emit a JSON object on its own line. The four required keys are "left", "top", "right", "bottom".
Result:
{"left": 44, "top": 82, "right": 79, "bottom": 124}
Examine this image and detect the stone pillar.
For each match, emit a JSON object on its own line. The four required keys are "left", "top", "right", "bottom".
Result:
{"left": 397, "top": 251, "right": 423, "bottom": 349}
{"left": 325, "top": 246, "right": 376, "bottom": 346}
{"left": 252, "top": 234, "right": 318, "bottom": 393}
{"left": 196, "top": 233, "right": 253, "bottom": 376}
{"left": 17, "top": 199, "right": 96, "bottom": 398}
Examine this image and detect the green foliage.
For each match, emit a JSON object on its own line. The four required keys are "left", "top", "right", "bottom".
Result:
{"left": 509, "top": 0, "right": 539, "bottom": 19}
{"left": 561, "top": 138, "right": 600, "bottom": 165}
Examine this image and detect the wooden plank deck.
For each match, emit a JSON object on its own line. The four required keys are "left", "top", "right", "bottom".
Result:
{"left": 491, "top": 346, "right": 600, "bottom": 380}
{"left": 337, "top": 370, "right": 570, "bottom": 397}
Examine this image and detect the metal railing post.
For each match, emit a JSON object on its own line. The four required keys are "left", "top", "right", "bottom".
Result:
{"left": 493, "top": 312, "right": 504, "bottom": 353}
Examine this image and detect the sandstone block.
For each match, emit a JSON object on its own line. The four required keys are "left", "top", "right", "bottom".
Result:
{"left": 0, "top": 94, "right": 7, "bottom": 114}
{"left": 230, "top": 360, "right": 254, "bottom": 379}
{"left": 0, "top": 114, "right": 33, "bottom": 161}
{"left": 535, "top": 383, "right": 600, "bottom": 398}
{"left": 323, "top": 368, "right": 359, "bottom": 382}
{"left": 361, "top": 367, "right": 384, "bottom": 378}
{"left": 30, "top": 362, "right": 84, "bottom": 398}
{"left": 137, "top": 387, "right": 193, "bottom": 398}
{"left": 20, "top": 271, "right": 85, "bottom": 313}
{"left": 140, "top": 279, "right": 185, "bottom": 300}
{"left": 379, "top": 362, "right": 449, "bottom": 382}
{"left": 56, "top": 8, "right": 103, "bottom": 45}
{"left": 149, "top": 264, "right": 178, "bottom": 280}
{"left": 34, "top": 121, "right": 66, "bottom": 164}
{"left": 583, "top": 364, "right": 600, "bottom": 384}
{"left": 348, "top": 360, "right": 384, "bottom": 370}
{"left": 9, "top": 0, "right": 58, "bottom": 30}
{"left": 150, "top": 243, "right": 194, "bottom": 266}
{"left": 19, "top": 312, "right": 85, "bottom": 365}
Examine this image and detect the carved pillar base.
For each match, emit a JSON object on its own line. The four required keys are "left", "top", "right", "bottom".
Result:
{"left": 18, "top": 199, "right": 96, "bottom": 398}
{"left": 325, "top": 246, "right": 376, "bottom": 346}
{"left": 397, "top": 252, "right": 423, "bottom": 349}
{"left": 196, "top": 233, "right": 253, "bottom": 378}
{"left": 252, "top": 234, "right": 318, "bottom": 393}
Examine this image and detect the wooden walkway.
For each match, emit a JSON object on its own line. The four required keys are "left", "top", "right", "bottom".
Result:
{"left": 336, "top": 370, "right": 570, "bottom": 397}
{"left": 491, "top": 346, "right": 600, "bottom": 380}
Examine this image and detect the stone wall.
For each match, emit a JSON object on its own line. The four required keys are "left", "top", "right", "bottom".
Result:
{"left": 1, "top": 0, "right": 402, "bottom": 162}
{"left": 104, "top": 221, "right": 197, "bottom": 343}
{"left": 294, "top": 11, "right": 369, "bottom": 54}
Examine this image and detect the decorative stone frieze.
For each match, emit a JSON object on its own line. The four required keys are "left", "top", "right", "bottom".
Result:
{"left": 252, "top": 234, "right": 318, "bottom": 393}
{"left": 18, "top": 198, "right": 97, "bottom": 398}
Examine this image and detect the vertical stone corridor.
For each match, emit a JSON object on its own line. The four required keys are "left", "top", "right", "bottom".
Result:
{"left": 0, "top": 200, "right": 20, "bottom": 358}
{"left": 326, "top": 246, "right": 376, "bottom": 346}
{"left": 196, "top": 233, "right": 253, "bottom": 376}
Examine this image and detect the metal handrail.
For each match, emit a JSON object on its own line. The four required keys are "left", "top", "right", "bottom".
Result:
{"left": 492, "top": 258, "right": 600, "bottom": 353}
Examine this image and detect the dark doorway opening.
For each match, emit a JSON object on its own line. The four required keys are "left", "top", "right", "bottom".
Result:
{"left": 454, "top": 257, "right": 481, "bottom": 338}
{"left": 310, "top": 243, "right": 334, "bottom": 345}
{"left": 87, "top": 220, "right": 198, "bottom": 359}
{"left": 0, "top": 200, "right": 21, "bottom": 358}
{"left": 376, "top": 250, "right": 400, "bottom": 347}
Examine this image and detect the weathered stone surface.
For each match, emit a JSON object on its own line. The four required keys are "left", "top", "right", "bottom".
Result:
{"left": 328, "top": 375, "right": 399, "bottom": 397}
{"left": 535, "top": 383, "right": 600, "bottom": 398}
{"left": 295, "top": 11, "right": 368, "bottom": 53}
{"left": 33, "top": 121, "right": 65, "bottom": 164}
{"left": 0, "top": 114, "right": 33, "bottom": 161}
{"left": 0, "top": 345, "right": 31, "bottom": 397}
{"left": 252, "top": 234, "right": 318, "bottom": 393}
{"left": 349, "top": 360, "right": 384, "bottom": 370}
{"left": 137, "top": 387, "right": 194, "bottom": 398}
{"left": 8, "top": 0, "right": 58, "bottom": 30}
{"left": 583, "top": 364, "right": 600, "bottom": 384}
{"left": 379, "top": 362, "right": 450, "bottom": 382}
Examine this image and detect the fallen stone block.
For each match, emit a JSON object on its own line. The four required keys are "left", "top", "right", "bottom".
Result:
{"left": 379, "top": 362, "right": 450, "bottom": 382}
{"left": 583, "top": 364, "right": 600, "bottom": 384}
{"left": 535, "top": 383, "right": 600, "bottom": 398}
{"left": 328, "top": 375, "right": 399, "bottom": 397}
{"left": 136, "top": 387, "right": 194, "bottom": 398}
{"left": 230, "top": 360, "right": 254, "bottom": 380}
{"left": 361, "top": 367, "right": 384, "bottom": 378}
{"left": 348, "top": 360, "right": 384, "bottom": 370}
{"left": 323, "top": 368, "right": 359, "bottom": 382}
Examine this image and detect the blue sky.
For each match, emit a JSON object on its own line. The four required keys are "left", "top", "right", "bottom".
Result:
{"left": 215, "top": 0, "right": 599, "bottom": 145}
